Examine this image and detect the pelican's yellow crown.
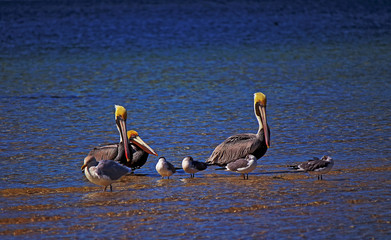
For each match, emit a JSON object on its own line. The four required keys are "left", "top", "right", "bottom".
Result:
{"left": 254, "top": 92, "right": 267, "bottom": 106}
{"left": 127, "top": 130, "right": 139, "bottom": 139}
{"left": 115, "top": 105, "right": 127, "bottom": 120}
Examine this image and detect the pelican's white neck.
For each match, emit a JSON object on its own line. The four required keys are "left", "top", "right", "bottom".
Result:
{"left": 117, "top": 124, "right": 123, "bottom": 142}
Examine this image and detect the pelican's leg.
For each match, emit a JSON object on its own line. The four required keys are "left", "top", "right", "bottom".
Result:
{"left": 246, "top": 174, "right": 249, "bottom": 180}
{"left": 242, "top": 174, "right": 245, "bottom": 180}
{"left": 320, "top": 175, "right": 323, "bottom": 180}
{"left": 104, "top": 186, "right": 107, "bottom": 192}
{"left": 110, "top": 185, "right": 113, "bottom": 192}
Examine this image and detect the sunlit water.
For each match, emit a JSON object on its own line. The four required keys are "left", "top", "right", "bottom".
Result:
{"left": 1, "top": 1, "right": 390, "bottom": 239}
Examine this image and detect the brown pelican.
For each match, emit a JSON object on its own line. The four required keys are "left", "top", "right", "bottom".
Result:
{"left": 156, "top": 157, "right": 176, "bottom": 179}
{"left": 206, "top": 92, "right": 270, "bottom": 166}
{"left": 87, "top": 105, "right": 132, "bottom": 164}
{"left": 127, "top": 130, "right": 158, "bottom": 170}
{"left": 226, "top": 154, "right": 257, "bottom": 180}
{"left": 87, "top": 105, "right": 157, "bottom": 170}
{"left": 182, "top": 156, "right": 208, "bottom": 178}
{"left": 81, "top": 156, "right": 132, "bottom": 192}
{"left": 290, "top": 156, "right": 334, "bottom": 180}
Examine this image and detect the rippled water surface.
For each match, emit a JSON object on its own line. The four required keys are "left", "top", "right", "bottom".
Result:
{"left": 1, "top": 1, "right": 390, "bottom": 239}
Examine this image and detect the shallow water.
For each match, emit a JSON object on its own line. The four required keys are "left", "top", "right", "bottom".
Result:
{"left": 1, "top": 1, "right": 390, "bottom": 239}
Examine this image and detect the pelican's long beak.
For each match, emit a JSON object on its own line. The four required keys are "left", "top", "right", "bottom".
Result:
{"left": 116, "top": 115, "right": 132, "bottom": 162}
{"left": 131, "top": 135, "right": 158, "bottom": 156}
{"left": 258, "top": 104, "right": 270, "bottom": 148}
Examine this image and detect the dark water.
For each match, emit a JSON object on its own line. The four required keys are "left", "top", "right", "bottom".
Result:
{"left": 1, "top": 1, "right": 390, "bottom": 239}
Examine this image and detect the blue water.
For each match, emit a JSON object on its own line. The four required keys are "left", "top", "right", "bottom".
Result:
{"left": 1, "top": 1, "right": 390, "bottom": 239}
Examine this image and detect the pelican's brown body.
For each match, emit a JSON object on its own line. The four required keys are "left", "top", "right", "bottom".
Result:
{"left": 88, "top": 143, "right": 127, "bottom": 163}
{"left": 207, "top": 129, "right": 269, "bottom": 166}
{"left": 206, "top": 92, "right": 270, "bottom": 166}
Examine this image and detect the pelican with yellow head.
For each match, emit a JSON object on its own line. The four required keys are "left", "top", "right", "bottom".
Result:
{"left": 206, "top": 92, "right": 270, "bottom": 166}
{"left": 86, "top": 105, "right": 157, "bottom": 170}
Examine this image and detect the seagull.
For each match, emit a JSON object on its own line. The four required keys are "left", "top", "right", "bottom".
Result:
{"left": 290, "top": 155, "right": 334, "bottom": 180}
{"left": 81, "top": 155, "right": 132, "bottom": 191}
{"left": 226, "top": 154, "right": 258, "bottom": 180}
{"left": 182, "top": 156, "right": 208, "bottom": 178}
{"left": 155, "top": 157, "right": 176, "bottom": 179}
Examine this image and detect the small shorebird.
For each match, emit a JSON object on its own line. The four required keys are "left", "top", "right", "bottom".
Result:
{"left": 290, "top": 155, "right": 334, "bottom": 180}
{"left": 206, "top": 92, "right": 270, "bottom": 166}
{"left": 226, "top": 154, "right": 258, "bottom": 180}
{"left": 81, "top": 155, "right": 132, "bottom": 192}
{"left": 156, "top": 157, "right": 176, "bottom": 179}
{"left": 182, "top": 156, "right": 208, "bottom": 178}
